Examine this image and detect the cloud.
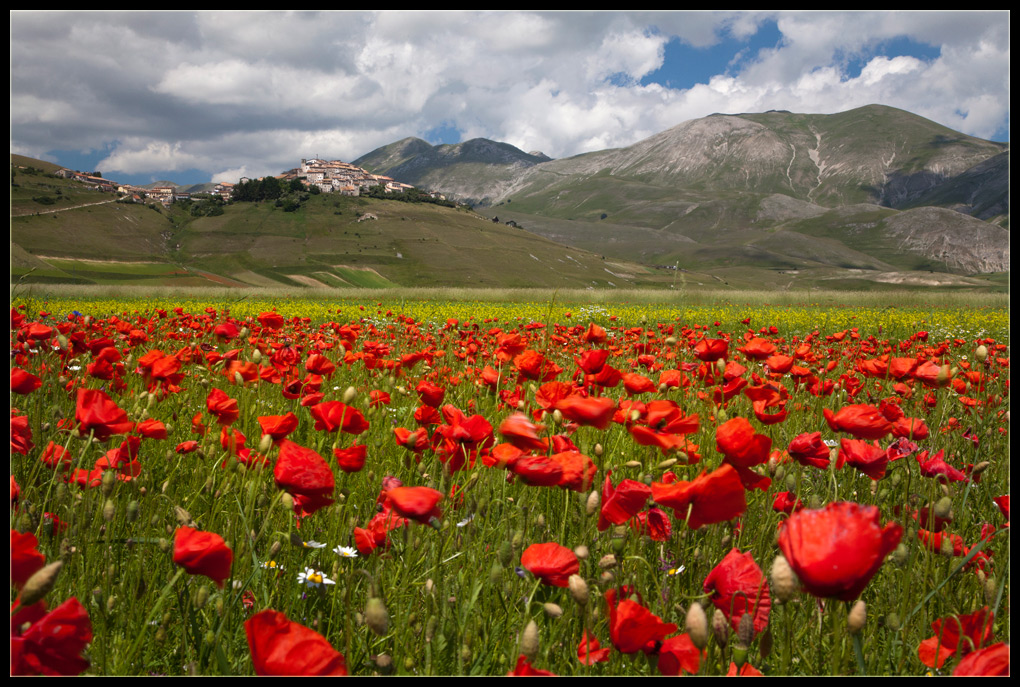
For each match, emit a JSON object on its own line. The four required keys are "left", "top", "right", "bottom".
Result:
{"left": 10, "top": 11, "right": 1009, "bottom": 184}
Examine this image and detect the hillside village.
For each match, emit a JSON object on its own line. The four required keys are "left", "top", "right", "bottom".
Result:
{"left": 46, "top": 157, "right": 438, "bottom": 207}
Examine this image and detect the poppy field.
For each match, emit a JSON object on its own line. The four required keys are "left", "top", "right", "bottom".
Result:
{"left": 10, "top": 291, "right": 1010, "bottom": 676}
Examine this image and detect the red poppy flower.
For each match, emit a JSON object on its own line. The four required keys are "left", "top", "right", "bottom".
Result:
{"left": 694, "top": 338, "right": 728, "bottom": 362}
{"left": 10, "top": 597, "right": 92, "bottom": 676}
{"left": 10, "top": 367, "right": 42, "bottom": 395}
{"left": 40, "top": 441, "right": 73, "bottom": 472}
{"left": 176, "top": 440, "right": 200, "bottom": 454}
{"left": 658, "top": 634, "right": 703, "bottom": 676}
{"left": 549, "top": 451, "right": 598, "bottom": 492}
{"left": 652, "top": 464, "right": 746, "bottom": 529}
{"left": 577, "top": 631, "right": 611, "bottom": 665}
{"left": 608, "top": 598, "right": 678, "bottom": 654}
{"left": 173, "top": 526, "right": 233, "bottom": 588}
{"left": 11, "top": 413, "right": 34, "bottom": 455}
{"left": 507, "top": 655, "right": 556, "bottom": 676}
{"left": 274, "top": 440, "right": 335, "bottom": 503}
{"left": 952, "top": 642, "right": 1009, "bottom": 676}
{"left": 498, "top": 413, "right": 548, "bottom": 452}
{"left": 333, "top": 444, "right": 367, "bottom": 473}
{"left": 309, "top": 401, "right": 369, "bottom": 435}
{"left": 554, "top": 395, "right": 616, "bottom": 429}
{"left": 415, "top": 380, "right": 445, "bottom": 407}
{"left": 385, "top": 486, "right": 442, "bottom": 525}
{"left": 772, "top": 491, "right": 803, "bottom": 514}
{"left": 787, "top": 432, "right": 831, "bottom": 470}
{"left": 205, "top": 388, "right": 239, "bottom": 426}
{"left": 823, "top": 404, "right": 892, "bottom": 440}
{"left": 703, "top": 548, "right": 771, "bottom": 633}
{"left": 520, "top": 542, "right": 579, "bottom": 587}
{"left": 598, "top": 473, "right": 652, "bottom": 531}
{"left": 777, "top": 502, "right": 902, "bottom": 601}
{"left": 245, "top": 609, "right": 348, "bottom": 676}
{"left": 509, "top": 455, "right": 564, "bottom": 487}
{"left": 916, "top": 449, "right": 969, "bottom": 483}
{"left": 258, "top": 413, "right": 299, "bottom": 442}
{"left": 918, "top": 607, "right": 994, "bottom": 669}
{"left": 11, "top": 529, "right": 46, "bottom": 588}
{"left": 837, "top": 438, "right": 889, "bottom": 480}
{"left": 354, "top": 510, "right": 409, "bottom": 555}
{"left": 75, "top": 388, "right": 134, "bottom": 441}
{"left": 715, "top": 417, "right": 772, "bottom": 491}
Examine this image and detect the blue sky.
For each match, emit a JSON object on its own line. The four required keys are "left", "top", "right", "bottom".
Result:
{"left": 11, "top": 11, "right": 1010, "bottom": 186}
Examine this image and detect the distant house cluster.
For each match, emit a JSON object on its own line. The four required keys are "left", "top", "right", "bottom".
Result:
{"left": 48, "top": 155, "right": 437, "bottom": 207}
{"left": 276, "top": 158, "right": 415, "bottom": 196}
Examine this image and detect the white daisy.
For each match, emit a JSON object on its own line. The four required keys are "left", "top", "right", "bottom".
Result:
{"left": 261, "top": 560, "right": 284, "bottom": 571}
{"left": 333, "top": 545, "right": 359, "bottom": 559}
{"left": 301, "top": 540, "right": 328, "bottom": 549}
{"left": 297, "top": 567, "right": 335, "bottom": 588}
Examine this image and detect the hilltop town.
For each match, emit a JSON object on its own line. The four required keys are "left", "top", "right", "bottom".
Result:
{"left": 47, "top": 157, "right": 437, "bottom": 206}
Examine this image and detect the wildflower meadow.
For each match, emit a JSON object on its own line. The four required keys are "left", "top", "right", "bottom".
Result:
{"left": 10, "top": 290, "right": 1010, "bottom": 676}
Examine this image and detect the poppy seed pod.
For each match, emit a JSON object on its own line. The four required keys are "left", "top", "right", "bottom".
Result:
{"left": 685, "top": 602, "right": 709, "bottom": 650}
{"left": 847, "top": 600, "right": 866, "bottom": 634}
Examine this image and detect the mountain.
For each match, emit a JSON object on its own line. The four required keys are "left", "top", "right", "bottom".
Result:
{"left": 379, "top": 105, "right": 1007, "bottom": 279}
{"left": 354, "top": 137, "right": 551, "bottom": 205}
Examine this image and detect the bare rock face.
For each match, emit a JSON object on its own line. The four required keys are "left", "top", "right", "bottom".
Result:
{"left": 881, "top": 207, "right": 1009, "bottom": 274}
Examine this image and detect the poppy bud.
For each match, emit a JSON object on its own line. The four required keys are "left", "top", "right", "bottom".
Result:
{"left": 712, "top": 608, "right": 730, "bottom": 646}
{"left": 891, "top": 543, "right": 909, "bottom": 567}
{"left": 158, "top": 537, "right": 170, "bottom": 553}
{"left": 737, "top": 612, "right": 755, "bottom": 648}
{"left": 599, "top": 554, "right": 617, "bottom": 570}
{"left": 365, "top": 597, "right": 389, "bottom": 636}
{"left": 568, "top": 574, "right": 588, "bottom": 606}
{"left": 770, "top": 555, "right": 798, "bottom": 603}
{"left": 234, "top": 371, "right": 245, "bottom": 386}
{"left": 573, "top": 545, "right": 589, "bottom": 560}
{"left": 594, "top": 443, "right": 604, "bottom": 457}
{"left": 498, "top": 540, "right": 513, "bottom": 567}
{"left": 343, "top": 386, "right": 357, "bottom": 404}
{"left": 519, "top": 620, "right": 539, "bottom": 660}
{"left": 174, "top": 505, "right": 195, "bottom": 528}
{"left": 195, "top": 585, "right": 210, "bottom": 609}
{"left": 103, "top": 499, "right": 116, "bottom": 522}
{"left": 984, "top": 576, "right": 997, "bottom": 606}
{"left": 101, "top": 469, "right": 117, "bottom": 497}
{"left": 17, "top": 561, "right": 62, "bottom": 607}
{"left": 258, "top": 433, "right": 273, "bottom": 455}
{"left": 847, "top": 600, "right": 866, "bottom": 634}
{"left": 489, "top": 561, "right": 503, "bottom": 586}
{"left": 586, "top": 491, "right": 600, "bottom": 515}
{"left": 940, "top": 535, "right": 955, "bottom": 557}
{"left": 971, "top": 460, "right": 990, "bottom": 475}
{"left": 934, "top": 496, "right": 954, "bottom": 520}
{"left": 281, "top": 493, "right": 294, "bottom": 513}
{"left": 511, "top": 530, "right": 524, "bottom": 551}
{"left": 126, "top": 500, "right": 140, "bottom": 522}
{"left": 975, "top": 345, "right": 988, "bottom": 362}
{"left": 686, "top": 602, "right": 709, "bottom": 650}
{"left": 759, "top": 627, "right": 773, "bottom": 659}
{"left": 543, "top": 602, "right": 563, "bottom": 619}
{"left": 252, "top": 349, "right": 262, "bottom": 364}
